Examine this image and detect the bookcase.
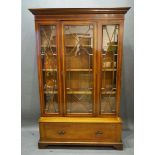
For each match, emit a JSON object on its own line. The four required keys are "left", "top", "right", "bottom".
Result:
{"left": 29, "top": 8, "right": 130, "bottom": 150}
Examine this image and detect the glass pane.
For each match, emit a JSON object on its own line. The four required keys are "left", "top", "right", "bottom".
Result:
{"left": 40, "top": 25, "right": 59, "bottom": 113}
{"left": 64, "top": 25, "right": 94, "bottom": 113}
{"left": 101, "top": 25, "right": 119, "bottom": 113}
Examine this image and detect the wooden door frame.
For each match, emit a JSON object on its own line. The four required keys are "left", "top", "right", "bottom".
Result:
{"left": 35, "top": 21, "right": 63, "bottom": 116}
{"left": 61, "top": 21, "right": 98, "bottom": 117}
{"left": 96, "top": 20, "right": 124, "bottom": 117}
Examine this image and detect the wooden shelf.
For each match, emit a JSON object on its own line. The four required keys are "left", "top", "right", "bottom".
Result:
{"left": 102, "top": 53, "right": 118, "bottom": 56}
{"left": 65, "top": 45, "right": 92, "bottom": 48}
{"left": 101, "top": 88, "right": 116, "bottom": 90}
{"left": 42, "top": 69, "right": 57, "bottom": 71}
{"left": 102, "top": 68, "right": 117, "bottom": 71}
{"left": 81, "top": 45, "right": 92, "bottom": 47}
{"left": 67, "top": 110, "right": 93, "bottom": 113}
{"left": 101, "top": 91, "right": 116, "bottom": 95}
{"left": 41, "top": 45, "right": 56, "bottom": 48}
{"left": 65, "top": 90, "right": 116, "bottom": 95}
{"left": 45, "top": 90, "right": 110, "bottom": 95}
{"left": 42, "top": 68, "right": 116, "bottom": 71}
{"left": 103, "top": 45, "right": 118, "bottom": 47}
{"left": 67, "top": 90, "right": 92, "bottom": 94}
{"left": 66, "top": 69, "right": 92, "bottom": 71}
{"left": 42, "top": 68, "right": 116, "bottom": 72}
{"left": 41, "top": 53, "right": 57, "bottom": 56}
{"left": 67, "top": 88, "right": 92, "bottom": 90}
{"left": 44, "top": 91, "right": 58, "bottom": 94}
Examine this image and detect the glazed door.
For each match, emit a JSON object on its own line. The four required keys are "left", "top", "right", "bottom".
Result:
{"left": 98, "top": 22, "right": 122, "bottom": 115}
{"left": 38, "top": 22, "right": 62, "bottom": 115}
{"left": 62, "top": 22, "right": 97, "bottom": 116}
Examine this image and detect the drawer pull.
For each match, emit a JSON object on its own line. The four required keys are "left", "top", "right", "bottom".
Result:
{"left": 96, "top": 131, "right": 103, "bottom": 135}
{"left": 58, "top": 130, "right": 65, "bottom": 135}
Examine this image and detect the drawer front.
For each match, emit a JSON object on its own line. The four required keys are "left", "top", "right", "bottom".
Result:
{"left": 40, "top": 123, "right": 122, "bottom": 142}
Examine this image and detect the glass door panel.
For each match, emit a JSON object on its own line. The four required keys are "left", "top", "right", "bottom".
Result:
{"left": 40, "top": 25, "right": 59, "bottom": 113}
{"left": 101, "top": 25, "right": 119, "bottom": 113}
{"left": 64, "top": 24, "right": 94, "bottom": 114}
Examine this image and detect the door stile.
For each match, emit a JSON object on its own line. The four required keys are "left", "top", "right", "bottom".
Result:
{"left": 96, "top": 22, "right": 103, "bottom": 116}
{"left": 61, "top": 22, "right": 67, "bottom": 115}
{"left": 92, "top": 22, "right": 97, "bottom": 116}
{"left": 115, "top": 21, "right": 124, "bottom": 116}
{"left": 57, "top": 22, "right": 63, "bottom": 116}
{"left": 35, "top": 22, "right": 45, "bottom": 116}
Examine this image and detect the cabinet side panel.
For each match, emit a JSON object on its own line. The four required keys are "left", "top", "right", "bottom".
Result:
{"left": 116, "top": 21, "right": 124, "bottom": 116}
{"left": 35, "top": 22, "right": 44, "bottom": 115}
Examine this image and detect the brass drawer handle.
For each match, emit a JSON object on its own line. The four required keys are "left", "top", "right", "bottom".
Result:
{"left": 96, "top": 131, "right": 103, "bottom": 135}
{"left": 58, "top": 130, "right": 65, "bottom": 135}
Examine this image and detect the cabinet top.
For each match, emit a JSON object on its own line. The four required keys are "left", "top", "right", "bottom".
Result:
{"left": 29, "top": 8, "right": 130, "bottom": 15}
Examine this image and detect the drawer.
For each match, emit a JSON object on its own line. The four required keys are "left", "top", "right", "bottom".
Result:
{"left": 39, "top": 122, "right": 122, "bottom": 142}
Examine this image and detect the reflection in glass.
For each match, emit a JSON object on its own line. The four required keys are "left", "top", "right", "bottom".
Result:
{"left": 40, "top": 25, "right": 59, "bottom": 113}
{"left": 64, "top": 25, "right": 94, "bottom": 113}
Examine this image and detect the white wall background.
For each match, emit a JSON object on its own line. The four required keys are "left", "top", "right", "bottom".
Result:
{"left": 21, "top": 0, "right": 134, "bottom": 129}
